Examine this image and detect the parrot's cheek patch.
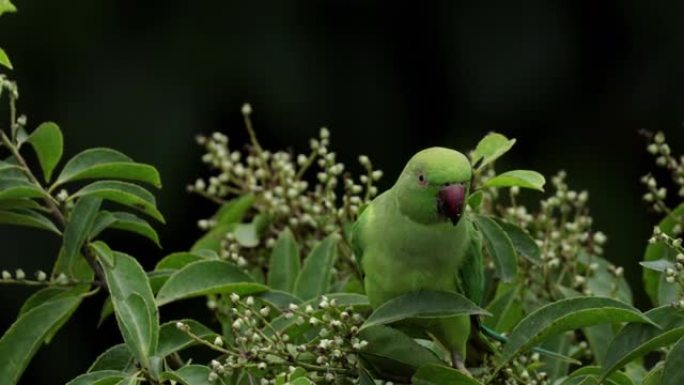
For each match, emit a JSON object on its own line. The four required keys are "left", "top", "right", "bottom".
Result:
{"left": 437, "top": 183, "right": 465, "bottom": 225}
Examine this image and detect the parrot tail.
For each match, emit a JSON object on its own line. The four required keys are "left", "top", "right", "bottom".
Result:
{"left": 476, "top": 319, "right": 581, "bottom": 365}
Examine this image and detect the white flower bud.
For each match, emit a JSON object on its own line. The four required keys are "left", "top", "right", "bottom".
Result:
{"left": 241, "top": 103, "right": 252, "bottom": 115}
{"left": 15, "top": 269, "right": 25, "bottom": 280}
{"left": 358, "top": 155, "right": 370, "bottom": 166}
{"left": 230, "top": 293, "right": 240, "bottom": 303}
{"left": 208, "top": 371, "right": 219, "bottom": 382}
{"left": 245, "top": 296, "right": 254, "bottom": 306}
{"left": 214, "top": 336, "right": 224, "bottom": 347}
{"left": 35, "top": 270, "right": 47, "bottom": 281}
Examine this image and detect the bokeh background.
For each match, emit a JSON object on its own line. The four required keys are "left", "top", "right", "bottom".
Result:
{"left": 1, "top": 1, "right": 684, "bottom": 383}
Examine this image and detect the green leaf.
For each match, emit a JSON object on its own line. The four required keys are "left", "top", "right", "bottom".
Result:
{"left": 293, "top": 235, "right": 338, "bottom": 300}
{"left": 500, "top": 297, "right": 654, "bottom": 366}
{"left": 157, "top": 319, "right": 219, "bottom": 357}
{"left": 0, "top": 198, "right": 40, "bottom": 210}
{"left": 190, "top": 223, "right": 235, "bottom": 253}
{"left": 156, "top": 260, "right": 267, "bottom": 306}
{"left": 0, "top": 296, "right": 82, "bottom": 385}
{"left": 26, "top": 122, "right": 63, "bottom": 182}
{"left": 600, "top": 305, "right": 684, "bottom": 381}
{"left": 103, "top": 211, "right": 160, "bottom": 247}
{"left": 66, "top": 370, "right": 129, "bottom": 385}
{"left": 412, "top": 364, "right": 483, "bottom": 385}
{"left": 213, "top": 194, "right": 255, "bottom": 225}
{"left": 359, "top": 325, "right": 442, "bottom": 379}
{"left": 160, "top": 365, "right": 228, "bottom": 385}
{"left": 473, "top": 215, "right": 518, "bottom": 282}
{"left": 234, "top": 214, "right": 271, "bottom": 247}
{"left": 0, "top": 47, "right": 11, "bottom": 70}
{"left": 90, "top": 240, "right": 115, "bottom": 267}
{"left": 640, "top": 259, "right": 675, "bottom": 272}
{"left": 579, "top": 253, "right": 633, "bottom": 305}
{"left": 643, "top": 202, "right": 684, "bottom": 306}
{"left": 564, "top": 366, "right": 635, "bottom": 385}
{"left": 641, "top": 365, "right": 663, "bottom": 385}
{"left": 268, "top": 228, "right": 300, "bottom": 292}
{"left": 155, "top": 252, "right": 205, "bottom": 271}
{"left": 102, "top": 252, "right": 159, "bottom": 369}
{"left": 467, "top": 190, "right": 483, "bottom": 210}
{"left": 54, "top": 148, "right": 161, "bottom": 188}
{"left": 663, "top": 337, "right": 684, "bottom": 385}
{"left": 0, "top": 178, "right": 47, "bottom": 200}
{"left": 0, "top": 209, "right": 60, "bottom": 233}
{"left": 61, "top": 196, "right": 102, "bottom": 276}
{"left": 471, "top": 133, "right": 516, "bottom": 170}
{"left": 493, "top": 218, "right": 541, "bottom": 265}
{"left": 482, "top": 170, "right": 545, "bottom": 191}
{"left": 88, "top": 344, "right": 135, "bottom": 373}
{"left": 257, "top": 290, "right": 303, "bottom": 310}
{"left": 484, "top": 283, "right": 524, "bottom": 333}
{"left": 72, "top": 181, "right": 164, "bottom": 223}
{"left": 0, "top": 0, "right": 16, "bottom": 16}
{"left": 361, "top": 291, "right": 489, "bottom": 330}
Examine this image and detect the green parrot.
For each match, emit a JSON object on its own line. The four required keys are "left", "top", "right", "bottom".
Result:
{"left": 352, "top": 147, "right": 484, "bottom": 371}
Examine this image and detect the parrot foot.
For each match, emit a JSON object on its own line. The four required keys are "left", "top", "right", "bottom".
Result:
{"left": 451, "top": 351, "right": 470, "bottom": 375}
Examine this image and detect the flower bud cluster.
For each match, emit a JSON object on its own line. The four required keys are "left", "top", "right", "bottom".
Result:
{"left": 188, "top": 293, "right": 365, "bottom": 384}
{"left": 642, "top": 131, "right": 684, "bottom": 212}
{"left": 495, "top": 351, "right": 550, "bottom": 385}
{"left": 190, "top": 109, "right": 381, "bottom": 274}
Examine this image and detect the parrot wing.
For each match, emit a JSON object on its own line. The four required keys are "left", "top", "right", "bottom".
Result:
{"left": 458, "top": 217, "right": 485, "bottom": 306}
{"left": 350, "top": 202, "right": 373, "bottom": 279}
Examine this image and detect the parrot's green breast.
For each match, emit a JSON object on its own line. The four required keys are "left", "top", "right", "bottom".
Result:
{"left": 356, "top": 189, "right": 471, "bottom": 308}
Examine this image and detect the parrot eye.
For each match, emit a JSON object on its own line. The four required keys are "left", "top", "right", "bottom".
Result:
{"left": 417, "top": 172, "right": 428, "bottom": 186}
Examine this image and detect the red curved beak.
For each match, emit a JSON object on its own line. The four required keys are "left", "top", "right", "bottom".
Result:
{"left": 437, "top": 183, "right": 466, "bottom": 225}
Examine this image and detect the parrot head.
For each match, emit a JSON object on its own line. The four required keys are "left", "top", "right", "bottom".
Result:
{"left": 395, "top": 147, "right": 472, "bottom": 225}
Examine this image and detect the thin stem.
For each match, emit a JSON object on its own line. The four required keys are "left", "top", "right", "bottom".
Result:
{"left": 242, "top": 111, "right": 263, "bottom": 155}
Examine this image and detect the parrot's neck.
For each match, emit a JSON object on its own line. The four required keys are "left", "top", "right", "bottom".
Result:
{"left": 393, "top": 185, "right": 443, "bottom": 225}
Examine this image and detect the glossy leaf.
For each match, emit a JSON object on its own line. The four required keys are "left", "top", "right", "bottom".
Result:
{"left": 359, "top": 325, "right": 442, "bottom": 378}
{"left": 467, "top": 190, "right": 483, "bottom": 210}
{"left": 62, "top": 196, "right": 102, "bottom": 276}
{"left": 103, "top": 252, "right": 159, "bottom": 369}
{"left": 473, "top": 215, "right": 518, "bottom": 282}
{"left": 26, "top": 122, "right": 63, "bottom": 181}
{"left": 564, "top": 366, "right": 634, "bottom": 385}
{"left": 54, "top": 148, "right": 161, "bottom": 188}
{"left": 90, "top": 240, "right": 115, "bottom": 267}
{"left": 155, "top": 252, "right": 204, "bottom": 271}
{"left": 103, "top": 211, "right": 160, "bottom": 247}
{"left": 662, "top": 337, "right": 684, "bottom": 385}
{"left": 190, "top": 224, "right": 235, "bottom": 253}
{"left": 600, "top": 305, "right": 684, "bottom": 381}
{"left": 412, "top": 364, "right": 483, "bottom": 385}
{"left": 156, "top": 260, "right": 267, "bottom": 306}
{"left": 0, "top": 179, "right": 46, "bottom": 200}
{"left": 0, "top": 47, "right": 11, "bottom": 69}
{"left": 361, "top": 291, "right": 489, "bottom": 330}
{"left": 484, "top": 283, "right": 524, "bottom": 333}
{"left": 213, "top": 194, "right": 255, "bottom": 225}
{"left": 0, "top": 209, "right": 60, "bottom": 233}
{"left": 0, "top": 0, "right": 16, "bottom": 16}
{"left": 482, "top": 169, "right": 545, "bottom": 191}
{"left": 66, "top": 370, "right": 129, "bottom": 385}
{"left": 268, "top": 228, "right": 300, "bottom": 292}
{"left": 157, "top": 319, "right": 219, "bottom": 357}
{"left": 257, "top": 290, "right": 303, "bottom": 310}
{"left": 472, "top": 133, "right": 516, "bottom": 170}
{"left": 494, "top": 218, "right": 541, "bottom": 265}
{"left": 72, "top": 181, "right": 164, "bottom": 222}
{"left": 293, "top": 234, "right": 338, "bottom": 300}
{"left": 640, "top": 259, "right": 674, "bottom": 272}
{"left": 160, "top": 365, "right": 227, "bottom": 385}
{"left": 501, "top": 297, "right": 654, "bottom": 365}
{"left": 641, "top": 365, "right": 663, "bottom": 385}
{"left": 233, "top": 214, "right": 270, "bottom": 247}
{"left": 0, "top": 296, "right": 82, "bottom": 385}
{"left": 88, "top": 344, "right": 135, "bottom": 373}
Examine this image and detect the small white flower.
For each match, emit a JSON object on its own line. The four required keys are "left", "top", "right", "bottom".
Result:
{"left": 214, "top": 336, "right": 224, "bottom": 347}
{"left": 15, "top": 269, "right": 25, "bottom": 280}
{"left": 241, "top": 103, "right": 253, "bottom": 115}
{"left": 230, "top": 293, "right": 240, "bottom": 303}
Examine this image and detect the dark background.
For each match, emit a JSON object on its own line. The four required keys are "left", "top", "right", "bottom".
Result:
{"left": 1, "top": 1, "right": 684, "bottom": 383}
